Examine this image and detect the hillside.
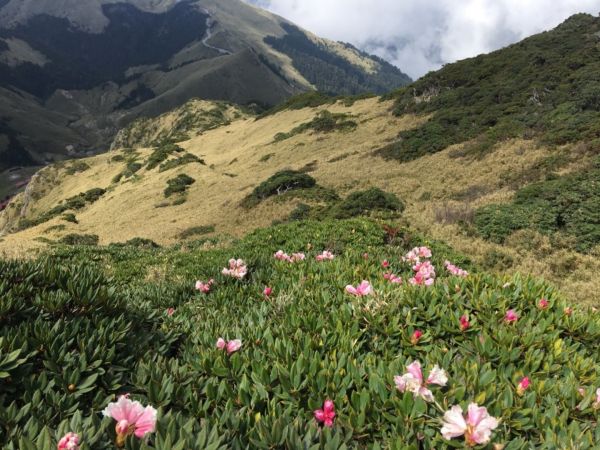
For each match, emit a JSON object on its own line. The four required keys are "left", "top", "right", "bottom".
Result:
{"left": 1, "top": 14, "right": 599, "bottom": 308}
{"left": 0, "top": 0, "right": 410, "bottom": 173}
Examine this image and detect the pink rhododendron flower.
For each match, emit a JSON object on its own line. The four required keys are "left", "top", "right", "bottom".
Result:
{"left": 564, "top": 306, "right": 573, "bottom": 316}
{"left": 383, "top": 272, "right": 402, "bottom": 284}
{"left": 316, "top": 251, "right": 335, "bottom": 261}
{"left": 274, "top": 250, "right": 305, "bottom": 263}
{"left": 166, "top": 308, "right": 175, "bottom": 316}
{"left": 517, "top": 377, "right": 530, "bottom": 396}
{"left": 404, "top": 246, "right": 432, "bottom": 263}
{"left": 274, "top": 250, "right": 290, "bottom": 261}
{"left": 381, "top": 259, "right": 390, "bottom": 268}
{"left": 394, "top": 361, "right": 448, "bottom": 402}
{"left": 505, "top": 309, "right": 518, "bottom": 323}
{"left": 216, "top": 338, "right": 242, "bottom": 355}
{"left": 291, "top": 252, "right": 305, "bottom": 262}
{"left": 459, "top": 315, "right": 470, "bottom": 331}
{"left": 345, "top": 280, "right": 373, "bottom": 296}
{"left": 102, "top": 395, "right": 157, "bottom": 445}
{"left": 195, "top": 279, "right": 214, "bottom": 293}
{"left": 441, "top": 403, "right": 499, "bottom": 446}
{"left": 444, "top": 260, "right": 469, "bottom": 277}
{"left": 411, "top": 330, "right": 423, "bottom": 345}
{"left": 362, "top": 252, "right": 369, "bottom": 259}
{"left": 538, "top": 298, "right": 549, "bottom": 309}
{"left": 594, "top": 388, "right": 600, "bottom": 409}
{"left": 222, "top": 259, "right": 247, "bottom": 279}
{"left": 314, "top": 399, "right": 335, "bottom": 427}
{"left": 409, "top": 260, "right": 436, "bottom": 286}
{"left": 57, "top": 432, "right": 80, "bottom": 450}
{"left": 263, "top": 286, "right": 272, "bottom": 297}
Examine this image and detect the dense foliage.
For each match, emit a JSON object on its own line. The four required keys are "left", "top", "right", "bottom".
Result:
{"left": 274, "top": 111, "right": 358, "bottom": 142}
{"left": 1, "top": 218, "right": 599, "bottom": 449}
{"left": 242, "top": 170, "right": 316, "bottom": 208}
{"left": 378, "top": 14, "right": 600, "bottom": 162}
{"left": 332, "top": 188, "right": 405, "bottom": 219}
{"left": 164, "top": 174, "right": 195, "bottom": 198}
{"left": 475, "top": 161, "right": 600, "bottom": 252}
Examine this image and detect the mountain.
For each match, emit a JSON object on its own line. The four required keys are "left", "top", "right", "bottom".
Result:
{"left": 0, "top": 0, "right": 411, "bottom": 173}
{"left": 1, "top": 14, "right": 599, "bottom": 306}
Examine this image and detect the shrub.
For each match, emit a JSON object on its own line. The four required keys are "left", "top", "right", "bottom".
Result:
{"left": 59, "top": 234, "right": 99, "bottom": 246}
{"left": 61, "top": 213, "right": 78, "bottom": 224}
{"left": 179, "top": 225, "right": 216, "bottom": 239}
{"left": 475, "top": 164, "right": 600, "bottom": 251}
{"left": 164, "top": 174, "right": 195, "bottom": 198}
{"left": 64, "top": 161, "right": 90, "bottom": 175}
{"left": 242, "top": 170, "right": 316, "bottom": 208}
{"left": 332, "top": 188, "right": 404, "bottom": 219}
{"left": 146, "top": 143, "right": 184, "bottom": 170}
{"left": 273, "top": 111, "right": 357, "bottom": 142}
{"left": 158, "top": 153, "right": 205, "bottom": 172}
{"left": 110, "top": 238, "right": 161, "bottom": 249}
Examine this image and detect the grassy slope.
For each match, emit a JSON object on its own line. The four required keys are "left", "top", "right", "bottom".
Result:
{"left": 0, "top": 96, "right": 598, "bottom": 305}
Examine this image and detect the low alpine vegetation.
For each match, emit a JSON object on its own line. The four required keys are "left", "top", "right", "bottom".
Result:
{"left": 241, "top": 170, "right": 316, "bottom": 208}
{"left": 273, "top": 110, "right": 358, "bottom": 142}
{"left": 1, "top": 218, "right": 598, "bottom": 448}
{"left": 164, "top": 174, "right": 196, "bottom": 198}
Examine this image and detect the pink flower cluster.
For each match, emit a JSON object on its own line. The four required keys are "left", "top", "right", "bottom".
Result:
{"left": 345, "top": 280, "right": 373, "bottom": 296}
{"left": 57, "top": 432, "right": 80, "bottom": 450}
{"left": 595, "top": 388, "right": 600, "bottom": 409}
{"left": 441, "top": 403, "right": 499, "bottom": 446}
{"left": 410, "top": 260, "right": 436, "bottom": 286}
{"left": 102, "top": 395, "right": 157, "bottom": 446}
{"left": 273, "top": 250, "right": 306, "bottom": 263}
{"left": 314, "top": 399, "right": 336, "bottom": 427}
{"left": 505, "top": 309, "right": 518, "bottom": 323}
{"left": 216, "top": 338, "right": 242, "bottom": 355}
{"left": 195, "top": 278, "right": 214, "bottom": 293}
{"left": 517, "top": 376, "right": 530, "bottom": 396}
{"left": 444, "top": 260, "right": 469, "bottom": 277}
{"left": 222, "top": 259, "right": 247, "bottom": 279}
{"left": 383, "top": 272, "right": 402, "bottom": 284}
{"left": 404, "top": 246, "right": 432, "bottom": 264}
{"left": 394, "top": 360, "right": 448, "bottom": 402}
{"left": 315, "top": 250, "right": 335, "bottom": 261}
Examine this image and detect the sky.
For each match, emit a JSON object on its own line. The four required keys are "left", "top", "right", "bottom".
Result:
{"left": 244, "top": 0, "right": 600, "bottom": 79}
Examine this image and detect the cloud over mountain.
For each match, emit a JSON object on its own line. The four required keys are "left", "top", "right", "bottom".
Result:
{"left": 245, "top": 0, "right": 600, "bottom": 78}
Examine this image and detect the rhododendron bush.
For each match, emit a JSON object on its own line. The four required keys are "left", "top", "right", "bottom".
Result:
{"left": 1, "top": 218, "right": 599, "bottom": 449}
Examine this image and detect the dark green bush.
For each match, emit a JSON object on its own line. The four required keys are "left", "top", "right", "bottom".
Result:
{"left": 59, "top": 234, "right": 99, "bottom": 246}
{"left": 274, "top": 111, "right": 357, "bottom": 142}
{"left": 475, "top": 163, "right": 600, "bottom": 251}
{"left": 179, "top": 225, "right": 216, "bottom": 239}
{"left": 332, "top": 188, "right": 405, "bottom": 219}
{"left": 164, "top": 174, "right": 195, "bottom": 198}
{"left": 158, "top": 153, "right": 204, "bottom": 172}
{"left": 242, "top": 170, "right": 316, "bottom": 208}
{"left": 146, "top": 143, "right": 184, "bottom": 170}
{"left": 64, "top": 161, "right": 90, "bottom": 176}
{"left": 61, "top": 213, "right": 78, "bottom": 224}
{"left": 110, "top": 237, "right": 161, "bottom": 249}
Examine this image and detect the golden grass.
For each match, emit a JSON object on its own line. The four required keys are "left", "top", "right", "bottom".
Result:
{"left": 1, "top": 97, "right": 598, "bottom": 305}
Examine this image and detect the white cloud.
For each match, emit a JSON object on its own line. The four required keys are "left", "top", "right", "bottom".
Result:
{"left": 244, "top": 0, "right": 600, "bottom": 78}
